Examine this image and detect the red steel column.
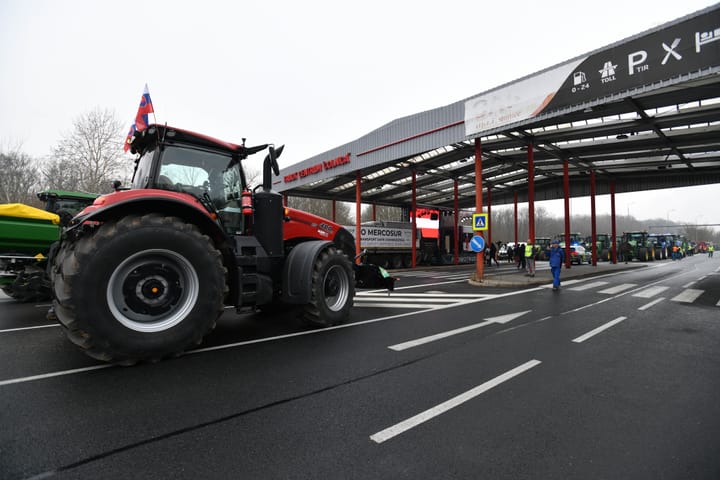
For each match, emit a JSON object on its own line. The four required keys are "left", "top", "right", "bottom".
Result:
{"left": 411, "top": 170, "right": 417, "bottom": 268}
{"left": 454, "top": 178, "right": 459, "bottom": 266}
{"left": 355, "top": 171, "right": 362, "bottom": 262}
{"left": 372, "top": 203, "right": 377, "bottom": 221}
{"left": 514, "top": 191, "right": 518, "bottom": 246}
{"left": 610, "top": 179, "right": 617, "bottom": 263}
{"left": 474, "top": 138, "right": 484, "bottom": 281}
{"left": 563, "top": 159, "right": 571, "bottom": 268}
{"left": 590, "top": 170, "right": 597, "bottom": 266}
{"left": 487, "top": 186, "right": 492, "bottom": 246}
{"left": 527, "top": 143, "right": 535, "bottom": 244}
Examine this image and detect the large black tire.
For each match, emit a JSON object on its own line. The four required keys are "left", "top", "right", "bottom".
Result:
{"left": 302, "top": 246, "right": 354, "bottom": 328}
{"left": 51, "top": 214, "right": 226, "bottom": 365}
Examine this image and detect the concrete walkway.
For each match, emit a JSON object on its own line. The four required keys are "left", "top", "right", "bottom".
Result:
{"left": 468, "top": 260, "right": 648, "bottom": 288}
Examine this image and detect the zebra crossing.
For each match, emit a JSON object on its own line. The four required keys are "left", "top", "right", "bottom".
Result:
{"left": 565, "top": 280, "right": 719, "bottom": 306}
{"left": 355, "top": 275, "right": 720, "bottom": 310}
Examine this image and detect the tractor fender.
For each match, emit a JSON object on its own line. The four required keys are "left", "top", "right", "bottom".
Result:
{"left": 66, "top": 196, "right": 226, "bottom": 245}
{"left": 281, "top": 240, "right": 333, "bottom": 304}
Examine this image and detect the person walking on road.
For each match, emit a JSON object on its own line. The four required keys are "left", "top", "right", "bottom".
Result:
{"left": 524, "top": 239, "right": 536, "bottom": 277}
{"left": 708, "top": 243, "right": 714, "bottom": 258}
{"left": 548, "top": 239, "right": 565, "bottom": 291}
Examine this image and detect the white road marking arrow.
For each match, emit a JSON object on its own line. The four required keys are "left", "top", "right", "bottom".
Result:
{"left": 484, "top": 311, "right": 532, "bottom": 324}
{"left": 388, "top": 310, "right": 531, "bottom": 351}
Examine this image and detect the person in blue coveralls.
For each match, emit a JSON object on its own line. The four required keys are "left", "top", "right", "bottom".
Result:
{"left": 548, "top": 239, "right": 565, "bottom": 291}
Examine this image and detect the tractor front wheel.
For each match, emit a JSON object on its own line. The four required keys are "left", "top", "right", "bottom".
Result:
{"left": 51, "top": 214, "right": 226, "bottom": 365}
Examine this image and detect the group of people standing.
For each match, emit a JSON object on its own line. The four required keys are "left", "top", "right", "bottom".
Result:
{"left": 484, "top": 239, "right": 567, "bottom": 291}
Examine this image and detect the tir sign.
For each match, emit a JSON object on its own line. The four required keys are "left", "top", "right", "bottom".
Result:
{"left": 472, "top": 213, "right": 488, "bottom": 231}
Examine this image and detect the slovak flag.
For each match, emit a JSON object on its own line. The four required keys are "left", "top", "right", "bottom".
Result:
{"left": 123, "top": 84, "right": 155, "bottom": 152}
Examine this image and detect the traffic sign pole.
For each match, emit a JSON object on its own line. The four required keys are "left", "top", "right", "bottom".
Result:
{"left": 475, "top": 138, "right": 484, "bottom": 282}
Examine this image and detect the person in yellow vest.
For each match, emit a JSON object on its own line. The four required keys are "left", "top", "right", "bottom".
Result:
{"left": 524, "top": 239, "right": 536, "bottom": 277}
{"left": 708, "top": 243, "right": 714, "bottom": 259}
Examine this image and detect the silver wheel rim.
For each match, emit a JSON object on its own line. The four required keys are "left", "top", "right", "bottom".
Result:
{"left": 107, "top": 249, "right": 199, "bottom": 332}
{"left": 323, "top": 264, "right": 350, "bottom": 312}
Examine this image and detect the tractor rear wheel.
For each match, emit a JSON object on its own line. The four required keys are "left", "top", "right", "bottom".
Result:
{"left": 51, "top": 214, "right": 226, "bottom": 365}
{"left": 303, "top": 246, "right": 354, "bottom": 328}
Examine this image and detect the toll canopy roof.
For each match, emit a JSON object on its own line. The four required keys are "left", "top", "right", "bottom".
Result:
{"left": 277, "top": 5, "right": 720, "bottom": 211}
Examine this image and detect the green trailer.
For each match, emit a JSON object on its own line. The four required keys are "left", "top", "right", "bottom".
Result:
{"left": 0, "top": 204, "right": 61, "bottom": 301}
{"left": 0, "top": 191, "right": 98, "bottom": 301}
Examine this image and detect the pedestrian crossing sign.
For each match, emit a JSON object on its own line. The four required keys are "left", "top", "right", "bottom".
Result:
{"left": 472, "top": 213, "right": 488, "bottom": 231}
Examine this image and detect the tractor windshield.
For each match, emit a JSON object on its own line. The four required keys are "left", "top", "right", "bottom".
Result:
{"left": 132, "top": 144, "right": 245, "bottom": 212}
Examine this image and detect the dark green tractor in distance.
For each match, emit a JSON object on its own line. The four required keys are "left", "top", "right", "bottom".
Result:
{"left": 0, "top": 190, "right": 98, "bottom": 301}
{"left": 37, "top": 189, "right": 99, "bottom": 226}
{"left": 621, "top": 231, "right": 655, "bottom": 262}
{"left": 591, "top": 233, "right": 613, "bottom": 261}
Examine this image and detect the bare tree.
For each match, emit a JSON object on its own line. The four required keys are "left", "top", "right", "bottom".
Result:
{"left": 0, "top": 144, "right": 40, "bottom": 205}
{"left": 286, "top": 196, "right": 353, "bottom": 225}
{"left": 43, "top": 107, "right": 129, "bottom": 194}
{"left": 360, "top": 204, "right": 404, "bottom": 222}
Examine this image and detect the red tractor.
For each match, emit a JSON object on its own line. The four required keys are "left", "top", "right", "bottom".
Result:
{"left": 49, "top": 125, "right": 393, "bottom": 365}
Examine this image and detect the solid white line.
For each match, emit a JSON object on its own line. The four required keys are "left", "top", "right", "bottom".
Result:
{"left": 361, "top": 278, "right": 468, "bottom": 294}
{"left": 0, "top": 285, "right": 549, "bottom": 388}
{"left": 355, "top": 297, "right": 464, "bottom": 303}
{"left": 598, "top": 283, "right": 637, "bottom": 294}
{"left": 569, "top": 281, "right": 608, "bottom": 291}
{"left": 356, "top": 292, "right": 491, "bottom": 298}
{"left": 354, "top": 303, "right": 449, "bottom": 309}
{"left": 0, "top": 365, "right": 111, "bottom": 387}
{"left": 682, "top": 281, "right": 696, "bottom": 288}
{"left": 638, "top": 297, "right": 665, "bottom": 311}
{"left": 0, "top": 324, "right": 59, "bottom": 334}
{"left": 369, "top": 359, "right": 541, "bottom": 444}
{"left": 671, "top": 289, "right": 704, "bottom": 303}
{"left": 572, "top": 316, "right": 627, "bottom": 343}
{"left": 632, "top": 286, "right": 670, "bottom": 298}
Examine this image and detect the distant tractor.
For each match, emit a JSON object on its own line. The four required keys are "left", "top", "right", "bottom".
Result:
{"left": 621, "top": 231, "right": 655, "bottom": 261}
{"left": 37, "top": 189, "right": 99, "bottom": 226}
{"left": 647, "top": 233, "right": 671, "bottom": 260}
{"left": 49, "top": 125, "right": 394, "bottom": 365}
{"left": 584, "top": 233, "right": 613, "bottom": 261}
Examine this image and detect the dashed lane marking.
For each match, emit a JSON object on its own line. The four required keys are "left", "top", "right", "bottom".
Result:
{"left": 638, "top": 297, "right": 665, "bottom": 311}
{"left": 370, "top": 359, "right": 541, "bottom": 444}
{"left": 572, "top": 316, "right": 627, "bottom": 343}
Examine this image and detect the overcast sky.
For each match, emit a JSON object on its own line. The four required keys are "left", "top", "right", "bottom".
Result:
{"left": 1, "top": 0, "right": 718, "bottom": 227}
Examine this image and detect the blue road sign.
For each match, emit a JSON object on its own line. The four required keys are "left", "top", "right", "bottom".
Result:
{"left": 470, "top": 235, "right": 485, "bottom": 252}
{"left": 472, "top": 213, "right": 488, "bottom": 231}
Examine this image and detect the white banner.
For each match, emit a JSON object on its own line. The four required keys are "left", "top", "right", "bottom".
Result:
{"left": 464, "top": 58, "right": 583, "bottom": 137}
{"left": 344, "top": 226, "right": 413, "bottom": 249}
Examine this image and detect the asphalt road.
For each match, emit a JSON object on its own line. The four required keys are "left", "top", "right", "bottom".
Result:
{"left": 1, "top": 255, "right": 719, "bottom": 479}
